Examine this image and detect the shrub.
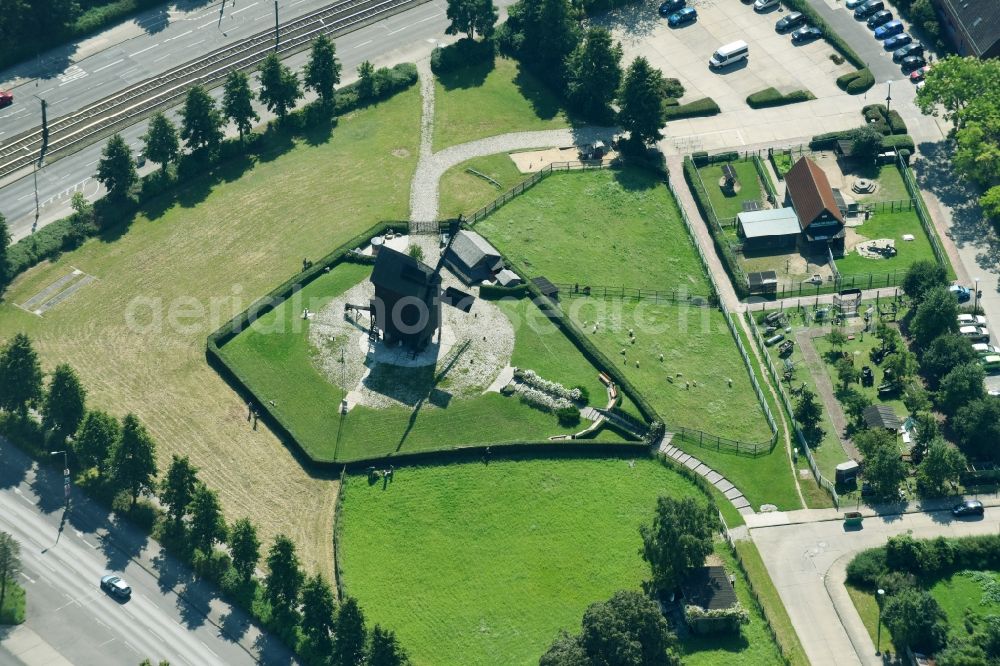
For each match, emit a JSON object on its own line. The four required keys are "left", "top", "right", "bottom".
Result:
{"left": 691, "top": 151, "right": 709, "bottom": 167}
{"left": 192, "top": 548, "right": 233, "bottom": 583}
{"left": 661, "top": 77, "right": 685, "bottom": 99}
{"left": 846, "top": 68, "right": 875, "bottom": 94}
{"left": 846, "top": 547, "right": 887, "bottom": 588}
{"left": 334, "top": 63, "right": 417, "bottom": 114}
{"left": 898, "top": 148, "right": 912, "bottom": 163}
{"left": 746, "top": 87, "right": 815, "bottom": 109}
{"left": 479, "top": 283, "right": 529, "bottom": 299}
{"left": 881, "top": 134, "right": 915, "bottom": 152}
{"left": 430, "top": 37, "right": 495, "bottom": 75}
{"left": 556, "top": 406, "right": 581, "bottom": 427}
{"left": 710, "top": 151, "right": 739, "bottom": 164}
{"left": 573, "top": 384, "right": 591, "bottom": 405}
{"left": 809, "top": 129, "right": 854, "bottom": 151}
{"left": 887, "top": 110, "right": 908, "bottom": 135}
{"left": 662, "top": 97, "right": 720, "bottom": 120}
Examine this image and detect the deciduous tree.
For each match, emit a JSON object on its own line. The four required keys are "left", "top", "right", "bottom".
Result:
{"left": 953, "top": 397, "right": 1000, "bottom": 459}
{"left": 835, "top": 357, "right": 860, "bottom": 391}
{"left": 357, "top": 61, "right": 376, "bottom": 100}
{"left": 882, "top": 587, "right": 948, "bottom": 653}
{"left": 189, "top": 483, "right": 226, "bottom": 554}
{"left": 916, "top": 438, "right": 966, "bottom": 496}
{"left": 840, "top": 386, "right": 872, "bottom": 427}
{"left": 826, "top": 327, "right": 848, "bottom": 356}
{"left": 618, "top": 57, "right": 665, "bottom": 147}
{"left": 910, "top": 287, "right": 959, "bottom": 349}
{"left": 222, "top": 71, "right": 258, "bottom": 143}
{"left": 141, "top": 112, "right": 180, "bottom": 172}
{"left": 41, "top": 363, "right": 86, "bottom": 441}
{"left": 504, "top": 0, "right": 579, "bottom": 88}
{"left": 0, "top": 214, "right": 11, "bottom": 287}
{"left": 565, "top": 27, "right": 622, "bottom": 121}
{"left": 180, "top": 86, "right": 224, "bottom": 154}
{"left": 579, "top": 590, "right": 680, "bottom": 666}
{"left": 108, "top": 413, "right": 158, "bottom": 509}
{"left": 229, "top": 518, "right": 260, "bottom": 581}
{"left": 445, "top": 0, "right": 498, "bottom": 40}
{"left": 937, "top": 362, "right": 986, "bottom": 417}
{"left": 73, "top": 410, "right": 119, "bottom": 476}
{"left": 334, "top": 596, "right": 368, "bottom": 666}
{"left": 0, "top": 531, "right": 21, "bottom": 615}
{"left": 300, "top": 574, "right": 336, "bottom": 658}
{"left": 922, "top": 333, "right": 976, "bottom": 389}
{"left": 902, "top": 259, "right": 948, "bottom": 303}
{"left": 265, "top": 534, "right": 304, "bottom": 616}
{"left": 160, "top": 454, "right": 199, "bottom": 531}
{"left": 96, "top": 133, "right": 137, "bottom": 200}
{"left": 258, "top": 53, "right": 302, "bottom": 121}
{"left": 368, "top": 625, "right": 410, "bottom": 666}
{"left": 640, "top": 495, "right": 715, "bottom": 591}
{"left": 794, "top": 387, "right": 824, "bottom": 445}
{"left": 855, "top": 429, "right": 906, "bottom": 499}
{"left": 850, "top": 124, "right": 883, "bottom": 162}
{"left": 0, "top": 333, "right": 43, "bottom": 416}
{"left": 304, "top": 34, "right": 341, "bottom": 109}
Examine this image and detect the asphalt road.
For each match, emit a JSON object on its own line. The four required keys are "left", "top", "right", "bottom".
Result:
{"left": 0, "top": 439, "right": 296, "bottom": 666}
{"left": 748, "top": 498, "right": 1000, "bottom": 666}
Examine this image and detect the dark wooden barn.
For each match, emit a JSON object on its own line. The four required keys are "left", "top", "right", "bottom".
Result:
{"left": 369, "top": 246, "right": 442, "bottom": 352}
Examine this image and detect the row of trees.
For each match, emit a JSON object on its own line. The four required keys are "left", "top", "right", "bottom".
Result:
{"left": 497, "top": 0, "right": 671, "bottom": 145}
{"left": 97, "top": 35, "right": 344, "bottom": 201}
{"left": 916, "top": 57, "right": 1000, "bottom": 223}
{"left": 0, "top": 531, "right": 22, "bottom": 624}
{"left": 0, "top": 333, "right": 407, "bottom": 665}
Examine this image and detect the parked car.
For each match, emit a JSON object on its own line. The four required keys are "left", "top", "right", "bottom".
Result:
{"left": 981, "top": 355, "right": 1000, "bottom": 374}
{"left": 0, "top": 91, "right": 12, "bottom": 109}
{"left": 901, "top": 55, "right": 927, "bottom": 72}
{"left": 658, "top": 0, "right": 685, "bottom": 16}
{"left": 668, "top": 6, "right": 697, "bottom": 26}
{"left": 909, "top": 64, "right": 931, "bottom": 81}
{"left": 959, "top": 325, "right": 991, "bottom": 342}
{"left": 854, "top": 0, "right": 884, "bottom": 19}
{"left": 874, "top": 19, "right": 903, "bottom": 39}
{"left": 948, "top": 284, "right": 972, "bottom": 302}
{"left": 776, "top": 11, "right": 806, "bottom": 31}
{"left": 754, "top": 0, "right": 780, "bottom": 10}
{"left": 958, "top": 314, "right": 988, "bottom": 327}
{"left": 893, "top": 42, "right": 924, "bottom": 61}
{"left": 883, "top": 33, "right": 912, "bottom": 49}
{"left": 972, "top": 343, "right": 1000, "bottom": 356}
{"left": 845, "top": 0, "right": 868, "bottom": 7}
{"left": 100, "top": 574, "right": 132, "bottom": 600}
{"left": 867, "top": 10, "right": 893, "bottom": 28}
{"left": 791, "top": 25, "right": 823, "bottom": 42}
{"left": 952, "top": 500, "right": 985, "bottom": 517}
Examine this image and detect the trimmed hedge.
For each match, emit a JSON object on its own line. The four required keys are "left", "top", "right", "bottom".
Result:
{"left": 692, "top": 151, "right": 709, "bottom": 167}
{"left": 334, "top": 62, "right": 418, "bottom": 115}
{"left": 6, "top": 217, "right": 86, "bottom": 279}
{"left": 836, "top": 67, "right": 875, "bottom": 94}
{"left": 881, "top": 134, "right": 915, "bottom": 152}
{"left": 861, "top": 104, "right": 908, "bottom": 135}
{"left": 809, "top": 129, "right": 854, "bottom": 151}
{"left": 745, "top": 87, "right": 815, "bottom": 109}
{"left": 780, "top": 0, "right": 865, "bottom": 68}
{"left": 430, "top": 37, "right": 495, "bottom": 75}
{"left": 887, "top": 110, "right": 908, "bottom": 135}
{"left": 662, "top": 97, "right": 720, "bottom": 120}
{"left": 847, "top": 534, "right": 1000, "bottom": 590}
{"left": 479, "top": 283, "right": 530, "bottom": 299}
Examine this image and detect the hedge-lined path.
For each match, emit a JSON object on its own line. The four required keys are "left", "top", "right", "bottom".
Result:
{"left": 407, "top": 59, "right": 615, "bottom": 222}
{"left": 657, "top": 437, "right": 755, "bottom": 516}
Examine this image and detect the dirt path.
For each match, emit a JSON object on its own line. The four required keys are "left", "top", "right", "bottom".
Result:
{"left": 794, "top": 330, "right": 859, "bottom": 462}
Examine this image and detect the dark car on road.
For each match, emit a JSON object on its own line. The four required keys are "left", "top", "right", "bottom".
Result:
{"left": 100, "top": 574, "right": 132, "bottom": 600}
{"left": 901, "top": 54, "right": 927, "bottom": 72}
{"left": 883, "top": 33, "right": 912, "bottom": 50}
{"left": 668, "top": 6, "right": 697, "bottom": 26}
{"left": 775, "top": 11, "right": 806, "bottom": 31}
{"left": 874, "top": 19, "right": 903, "bottom": 39}
{"left": 791, "top": 25, "right": 823, "bottom": 42}
{"left": 893, "top": 42, "right": 924, "bottom": 61}
{"left": 953, "top": 500, "right": 985, "bottom": 517}
{"left": 0, "top": 91, "right": 12, "bottom": 109}
{"left": 658, "top": 0, "right": 685, "bottom": 15}
{"left": 854, "top": 0, "right": 884, "bottom": 19}
{"left": 867, "top": 9, "right": 893, "bottom": 28}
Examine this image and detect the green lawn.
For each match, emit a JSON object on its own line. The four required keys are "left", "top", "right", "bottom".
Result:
{"left": 680, "top": 540, "right": 787, "bottom": 666}
{"left": 696, "top": 161, "right": 766, "bottom": 222}
{"left": 218, "top": 266, "right": 627, "bottom": 462}
{"left": 772, "top": 153, "right": 793, "bottom": 179}
{"left": 0, "top": 88, "right": 424, "bottom": 572}
{"left": 434, "top": 57, "right": 571, "bottom": 151}
{"left": 475, "top": 167, "right": 710, "bottom": 294}
{"left": 854, "top": 164, "right": 909, "bottom": 203}
{"left": 846, "top": 584, "right": 898, "bottom": 655}
{"left": 836, "top": 210, "right": 936, "bottom": 279}
{"left": 338, "top": 457, "right": 757, "bottom": 666}
{"left": 438, "top": 153, "right": 527, "bottom": 220}
{"left": 930, "top": 570, "right": 1000, "bottom": 630}
{"left": 0, "top": 578, "right": 26, "bottom": 625}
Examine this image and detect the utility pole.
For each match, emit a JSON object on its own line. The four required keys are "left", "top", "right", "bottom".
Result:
{"left": 51, "top": 451, "right": 70, "bottom": 504}
{"left": 275, "top": 1, "right": 280, "bottom": 51}
{"left": 885, "top": 80, "right": 892, "bottom": 115}
{"left": 31, "top": 96, "right": 48, "bottom": 233}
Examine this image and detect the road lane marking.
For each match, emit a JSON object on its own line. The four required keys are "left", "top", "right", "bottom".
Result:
{"left": 93, "top": 59, "right": 124, "bottom": 73}
{"left": 164, "top": 30, "right": 193, "bottom": 42}
{"left": 232, "top": 1, "right": 258, "bottom": 14}
{"left": 129, "top": 44, "right": 159, "bottom": 57}
{"left": 198, "top": 19, "right": 217, "bottom": 28}
{"left": 38, "top": 87, "right": 55, "bottom": 94}
{"left": 20, "top": 572, "right": 36, "bottom": 584}
{"left": 353, "top": 39, "right": 373, "bottom": 48}
{"left": 124, "top": 641, "right": 140, "bottom": 654}
{"left": 200, "top": 641, "right": 219, "bottom": 659}
{"left": 154, "top": 53, "right": 173, "bottom": 63}
{"left": 190, "top": 39, "right": 206, "bottom": 47}
{"left": 254, "top": 13, "right": 267, "bottom": 19}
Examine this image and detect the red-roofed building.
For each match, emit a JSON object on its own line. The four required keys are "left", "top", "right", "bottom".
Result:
{"left": 784, "top": 157, "right": 846, "bottom": 254}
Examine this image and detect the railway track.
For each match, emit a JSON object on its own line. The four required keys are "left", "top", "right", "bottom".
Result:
{"left": 0, "top": 0, "right": 429, "bottom": 181}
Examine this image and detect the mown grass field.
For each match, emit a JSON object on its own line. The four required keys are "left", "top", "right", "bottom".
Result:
{"left": 438, "top": 154, "right": 527, "bottom": 220}
{"left": 835, "top": 210, "right": 936, "bottom": 278}
{"left": 930, "top": 570, "right": 1000, "bottom": 629}
{"left": 696, "top": 161, "right": 766, "bottom": 222}
{"left": 434, "top": 56, "right": 571, "bottom": 151}
{"left": 0, "top": 89, "right": 423, "bottom": 573}
{"left": 218, "top": 266, "right": 627, "bottom": 461}
{"left": 338, "top": 457, "right": 779, "bottom": 666}
{"left": 476, "top": 167, "right": 710, "bottom": 295}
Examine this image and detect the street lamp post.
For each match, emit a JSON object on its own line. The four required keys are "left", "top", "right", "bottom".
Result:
{"left": 974, "top": 277, "right": 981, "bottom": 314}
{"left": 885, "top": 81, "right": 893, "bottom": 115}
{"left": 875, "top": 588, "right": 886, "bottom": 655}
{"left": 51, "top": 451, "right": 70, "bottom": 503}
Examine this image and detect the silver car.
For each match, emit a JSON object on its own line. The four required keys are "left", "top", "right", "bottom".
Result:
{"left": 100, "top": 574, "right": 132, "bottom": 600}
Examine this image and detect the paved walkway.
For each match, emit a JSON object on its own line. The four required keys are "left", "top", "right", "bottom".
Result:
{"left": 657, "top": 437, "right": 754, "bottom": 516}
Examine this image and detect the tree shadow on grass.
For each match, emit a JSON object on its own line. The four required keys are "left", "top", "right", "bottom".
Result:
{"left": 436, "top": 58, "right": 496, "bottom": 91}
{"left": 680, "top": 629, "right": 751, "bottom": 657}
{"left": 513, "top": 65, "right": 565, "bottom": 123}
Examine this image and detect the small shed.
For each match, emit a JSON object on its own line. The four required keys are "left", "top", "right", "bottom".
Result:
{"left": 681, "top": 566, "right": 741, "bottom": 635}
{"left": 531, "top": 276, "right": 559, "bottom": 299}
{"left": 863, "top": 404, "right": 900, "bottom": 432}
{"left": 495, "top": 269, "right": 522, "bottom": 288}
{"left": 445, "top": 230, "right": 503, "bottom": 285}
{"left": 747, "top": 270, "right": 779, "bottom": 296}
{"left": 737, "top": 208, "right": 800, "bottom": 250}
{"left": 836, "top": 460, "right": 860, "bottom": 484}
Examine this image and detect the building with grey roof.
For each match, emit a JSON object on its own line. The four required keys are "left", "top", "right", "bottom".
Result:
{"left": 444, "top": 230, "right": 504, "bottom": 285}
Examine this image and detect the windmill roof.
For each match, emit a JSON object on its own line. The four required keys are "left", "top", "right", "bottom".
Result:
{"left": 371, "top": 246, "right": 439, "bottom": 298}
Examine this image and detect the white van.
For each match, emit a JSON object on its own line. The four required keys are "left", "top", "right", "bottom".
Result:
{"left": 710, "top": 41, "right": 749, "bottom": 69}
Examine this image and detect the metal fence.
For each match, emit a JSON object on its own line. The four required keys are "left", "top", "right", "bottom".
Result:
{"left": 465, "top": 160, "right": 611, "bottom": 226}
{"left": 899, "top": 154, "right": 948, "bottom": 270}
{"left": 747, "top": 312, "right": 840, "bottom": 508}
{"left": 553, "top": 282, "right": 711, "bottom": 305}
{"left": 673, "top": 426, "right": 769, "bottom": 457}
{"left": 666, "top": 169, "right": 780, "bottom": 455}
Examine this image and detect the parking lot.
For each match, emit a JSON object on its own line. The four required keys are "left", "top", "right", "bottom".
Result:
{"left": 598, "top": 0, "right": 854, "bottom": 113}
